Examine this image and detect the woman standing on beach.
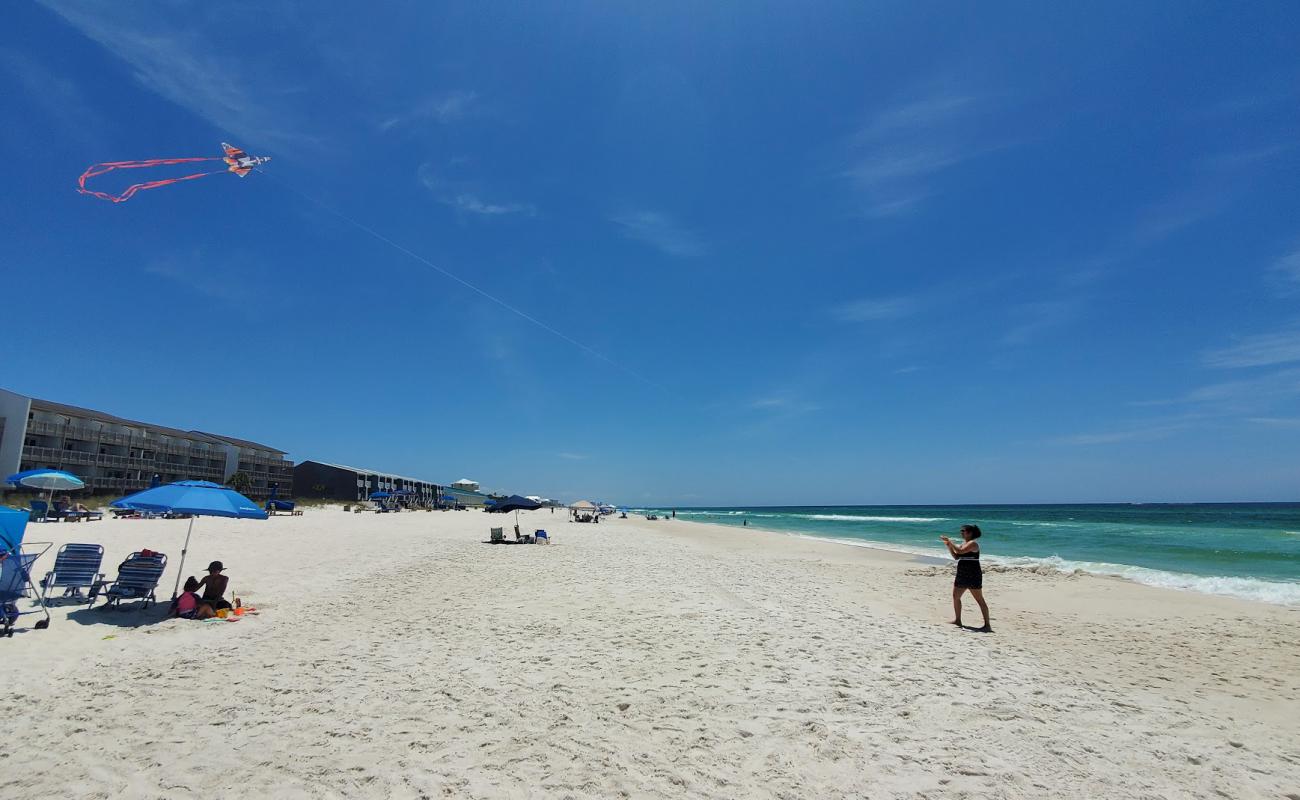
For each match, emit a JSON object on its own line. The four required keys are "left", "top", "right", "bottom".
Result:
{"left": 941, "top": 524, "right": 991, "bottom": 632}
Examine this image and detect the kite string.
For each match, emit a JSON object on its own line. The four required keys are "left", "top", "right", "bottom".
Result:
{"left": 258, "top": 170, "right": 668, "bottom": 392}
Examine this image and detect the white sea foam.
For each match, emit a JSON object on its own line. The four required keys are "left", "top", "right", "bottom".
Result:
{"left": 795, "top": 514, "right": 948, "bottom": 523}
{"left": 775, "top": 533, "right": 1300, "bottom": 606}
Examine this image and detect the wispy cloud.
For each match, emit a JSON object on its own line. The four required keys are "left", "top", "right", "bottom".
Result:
{"left": 1268, "top": 248, "right": 1300, "bottom": 296}
{"left": 380, "top": 90, "right": 478, "bottom": 132}
{"left": 1200, "top": 143, "right": 1293, "bottom": 170}
{"left": 1001, "top": 299, "right": 1083, "bottom": 346}
{"left": 418, "top": 162, "right": 535, "bottom": 218}
{"left": 1047, "top": 424, "right": 1187, "bottom": 446}
{"left": 840, "top": 86, "right": 1006, "bottom": 218}
{"left": 610, "top": 211, "right": 705, "bottom": 257}
{"left": 0, "top": 48, "right": 105, "bottom": 144}
{"left": 144, "top": 250, "right": 262, "bottom": 309}
{"left": 1132, "top": 190, "right": 1229, "bottom": 244}
{"left": 557, "top": 452, "right": 588, "bottom": 460}
{"left": 1137, "top": 368, "right": 1300, "bottom": 416}
{"left": 39, "top": 2, "right": 323, "bottom": 151}
{"left": 832, "top": 295, "right": 918, "bottom": 322}
{"left": 1247, "top": 416, "right": 1300, "bottom": 429}
{"left": 1203, "top": 327, "right": 1300, "bottom": 369}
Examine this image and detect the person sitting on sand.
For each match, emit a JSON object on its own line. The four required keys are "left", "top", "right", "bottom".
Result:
{"left": 941, "top": 524, "right": 992, "bottom": 632}
{"left": 173, "top": 577, "right": 215, "bottom": 619}
{"left": 195, "top": 561, "right": 232, "bottom": 611}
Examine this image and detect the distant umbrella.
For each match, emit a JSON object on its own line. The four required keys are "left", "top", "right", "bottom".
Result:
{"left": 494, "top": 495, "right": 542, "bottom": 513}
{"left": 6, "top": 469, "right": 86, "bottom": 520}
{"left": 6, "top": 469, "right": 86, "bottom": 492}
{"left": 369, "top": 491, "right": 391, "bottom": 499}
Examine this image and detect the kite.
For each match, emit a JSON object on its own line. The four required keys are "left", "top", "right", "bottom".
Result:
{"left": 77, "top": 142, "right": 271, "bottom": 203}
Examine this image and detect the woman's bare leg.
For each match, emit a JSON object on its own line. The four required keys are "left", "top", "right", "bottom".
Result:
{"left": 970, "top": 589, "right": 991, "bottom": 631}
{"left": 951, "top": 587, "right": 965, "bottom": 625}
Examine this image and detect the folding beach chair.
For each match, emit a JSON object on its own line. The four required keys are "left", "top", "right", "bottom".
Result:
{"left": 0, "top": 508, "right": 52, "bottom": 636}
{"left": 41, "top": 543, "right": 105, "bottom": 600}
{"left": 489, "top": 527, "right": 505, "bottom": 544}
{"left": 29, "top": 500, "right": 56, "bottom": 522}
{"left": 89, "top": 551, "right": 167, "bottom": 610}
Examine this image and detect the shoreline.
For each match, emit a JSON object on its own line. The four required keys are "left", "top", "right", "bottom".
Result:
{"left": 643, "top": 512, "right": 1300, "bottom": 608}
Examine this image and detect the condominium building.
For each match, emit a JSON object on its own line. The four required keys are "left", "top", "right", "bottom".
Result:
{"left": 292, "top": 460, "right": 492, "bottom": 507}
{"left": 0, "top": 389, "right": 293, "bottom": 499}
{"left": 292, "top": 460, "right": 441, "bottom": 504}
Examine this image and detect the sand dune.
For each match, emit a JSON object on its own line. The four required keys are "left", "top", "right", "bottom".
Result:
{"left": 2, "top": 508, "right": 1296, "bottom": 798}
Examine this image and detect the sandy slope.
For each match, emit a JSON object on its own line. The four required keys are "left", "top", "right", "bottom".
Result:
{"left": 1, "top": 508, "right": 1296, "bottom": 799}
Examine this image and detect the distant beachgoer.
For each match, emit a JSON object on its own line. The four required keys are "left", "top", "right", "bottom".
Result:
{"left": 174, "top": 576, "right": 215, "bottom": 619}
{"left": 742, "top": 519, "right": 747, "bottom": 526}
{"left": 941, "top": 524, "right": 991, "bottom": 632}
{"left": 196, "top": 561, "right": 232, "bottom": 611}
{"left": 672, "top": 509, "right": 676, "bottom": 518}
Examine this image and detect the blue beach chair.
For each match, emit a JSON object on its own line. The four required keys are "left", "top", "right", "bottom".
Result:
{"left": 89, "top": 551, "right": 167, "bottom": 610}
{"left": 0, "top": 508, "right": 52, "bottom": 636}
{"left": 41, "top": 543, "right": 105, "bottom": 600}
{"left": 29, "top": 500, "right": 57, "bottom": 522}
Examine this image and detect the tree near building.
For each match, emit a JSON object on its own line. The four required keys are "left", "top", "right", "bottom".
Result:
{"left": 228, "top": 471, "right": 253, "bottom": 495}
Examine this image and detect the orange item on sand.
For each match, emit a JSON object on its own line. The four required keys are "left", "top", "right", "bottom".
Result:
{"left": 233, "top": 607, "right": 245, "bottom": 616}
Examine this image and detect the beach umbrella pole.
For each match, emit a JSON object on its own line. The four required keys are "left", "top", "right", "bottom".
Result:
{"left": 171, "top": 515, "right": 196, "bottom": 600}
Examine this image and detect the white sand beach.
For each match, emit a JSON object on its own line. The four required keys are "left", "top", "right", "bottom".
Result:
{"left": 2, "top": 508, "right": 1297, "bottom": 799}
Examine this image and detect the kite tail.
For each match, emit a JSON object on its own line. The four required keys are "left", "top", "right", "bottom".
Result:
{"left": 77, "top": 157, "right": 224, "bottom": 203}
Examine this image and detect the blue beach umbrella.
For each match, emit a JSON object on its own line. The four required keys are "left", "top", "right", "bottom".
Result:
{"left": 6, "top": 469, "right": 86, "bottom": 492}
{"left": 7, "top": 468, "right": 87, "bottom": 519}
{"left": 111, "top": 480, "right": 267, "bottom": 600}
{"left": 369, "top": 491, "right": 391, "bottom": 499}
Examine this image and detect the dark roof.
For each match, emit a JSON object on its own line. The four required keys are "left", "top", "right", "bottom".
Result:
{"left": 191, "top": 431, "right": 287, "bottom": 455}
{"left": 30, "top": 398, "right": 221, "bottom": 444}
{"left": 295, "top": 460, "right": 437, "bottom": 484}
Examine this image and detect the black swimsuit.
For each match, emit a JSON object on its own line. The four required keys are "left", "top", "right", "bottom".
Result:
{"left": 955, "top": 550, "right": 982, "bottom": 589}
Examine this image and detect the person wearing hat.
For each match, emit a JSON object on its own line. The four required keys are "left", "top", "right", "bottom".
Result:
{"left": 195, "top": 560, "right": 232, "bottom": 611}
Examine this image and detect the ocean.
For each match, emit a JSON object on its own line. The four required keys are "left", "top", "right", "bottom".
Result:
{"left": 638, "top": 504, "right": 1300, "bottom": 606}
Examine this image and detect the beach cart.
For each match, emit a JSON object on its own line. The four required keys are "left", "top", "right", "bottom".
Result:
{"left": 0, "top": 507, "right": 52, "bottom": 636}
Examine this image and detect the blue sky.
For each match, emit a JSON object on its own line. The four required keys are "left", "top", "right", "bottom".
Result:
{"left": 4, "top": 2, "right": 1299, "bottom": 504}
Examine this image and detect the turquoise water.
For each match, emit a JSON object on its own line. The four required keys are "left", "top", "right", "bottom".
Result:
{"left": 638, "top": 504, "right": 1300, "bottom": 605}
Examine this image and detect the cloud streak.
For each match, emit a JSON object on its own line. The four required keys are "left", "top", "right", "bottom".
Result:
{"left": 832, "top": 296, "right": 918, "bottom": 322}
{"left": 1203, "top": 327, "right": 1300, "bottom": 369}
{"left": 40, "top": 1, "right": 324, "bottom": 151}
{"left": 610, "top": 211, "right": 705, "bottom": 257}
{"left": 1047, "top": 424, "right": 1187, "bottom": 446}
{"left": 380, "top": 90, "right": 478, "bottom": 132}
{"left": 840, "top": 87, "right": 1005, "bottom": 218}
{"left": 418, "top": 162, "right": 535, "bottom": 218}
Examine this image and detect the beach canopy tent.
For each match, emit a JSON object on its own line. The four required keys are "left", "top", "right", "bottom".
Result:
{"left": 492, "top": 494, "right": 541, "bottom": 529}
{"left": 6, "top": 469, "right": 86, "bottom": 521}
{"left": 495, "top": 495, "right": 542, "bottom": 513}
{"left": 111, "top": 480, "right": 266, "bottom": 601}
{"left": 368, "top": 491, "right": 391, "bottom": 499}
{"left": 569, "top": 500, "right": 599, "bottom": 522}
